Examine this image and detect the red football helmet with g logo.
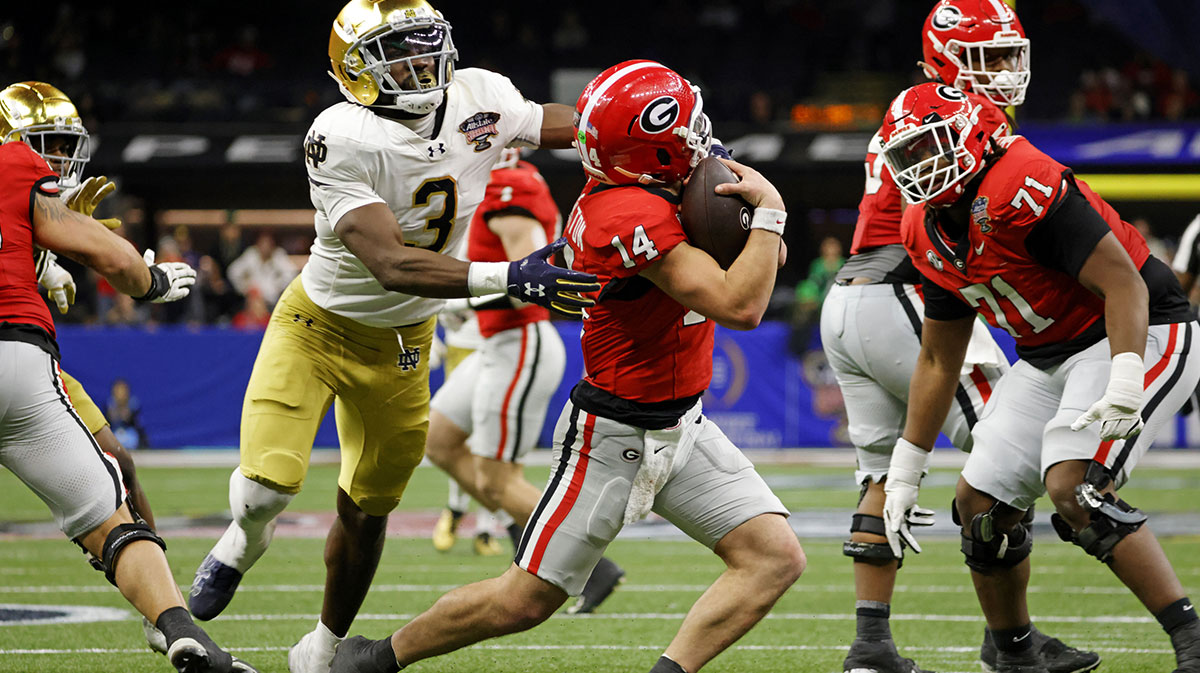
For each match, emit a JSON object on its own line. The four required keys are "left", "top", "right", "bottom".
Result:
{"left": 879, "top": 83, "right": 1005, "bottom": 206}
{"left": 922, "top": 0, "right": 1031, "bottom": 106}
{"left": 574, "top": 60, "right": 712, "bottom": 186}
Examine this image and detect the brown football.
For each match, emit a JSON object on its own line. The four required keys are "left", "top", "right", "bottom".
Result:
{"left": 680, "top": 156, "right": 753, "bottom": 269}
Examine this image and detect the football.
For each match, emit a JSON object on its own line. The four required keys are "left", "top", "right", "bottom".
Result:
{"left": 680, "top": 156, "right": 753, "bottom": 269}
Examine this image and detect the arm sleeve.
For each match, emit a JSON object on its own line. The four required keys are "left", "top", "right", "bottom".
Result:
{"left": 921, "top": 274, "right": 976, "bottom": 321}
{"left": 306, "top": 133, "right": 385, "bottom": 230}
{"left": 1023, "top": 181, "right": 1113, "bottom": 278}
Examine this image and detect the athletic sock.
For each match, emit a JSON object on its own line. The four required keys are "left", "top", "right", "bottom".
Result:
{"left": 1156, "top": 597, "right": 1199, "bottom": 635}
{"left": 992, "top": 623, "right": 1035, "bottom": 655}
{"left": 507, "top": 523, "right": 523, "bottom": 550}
{"left": 855, "top": 600, "right": 892, "bottom": 641}
{"left": 312, "top": 619, "right": 345, "bottom": 650}
{"left": 155, "top": 606, "right": 194, "bottom": 646}
{"left": 447, "top": 480, "right": 470, "bottom": 513}
{"left": 364, "top": 636, "right": 402, "bottom": 672}
{"left": 649, "top": 654, "right": 688, "bottom": 673}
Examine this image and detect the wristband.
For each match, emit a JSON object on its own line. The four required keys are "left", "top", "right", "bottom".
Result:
{"left": 467, "top": 261, "right": 508, "bottom": 296}
{"left": 135, "top": 265, "right": 169, "bottom": 302}
{"left": 1106, "top": 352, "right": 1145, "bottom": 407}
{"left": 750, "top": 207, "right": 787, "bottom": 236}
{"left": 889, "top": 438, "right": 932, "bottom": 484}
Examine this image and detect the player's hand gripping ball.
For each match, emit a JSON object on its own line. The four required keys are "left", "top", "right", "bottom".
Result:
{"left": 680, "top": 156, "right": 752, "bottom": 269}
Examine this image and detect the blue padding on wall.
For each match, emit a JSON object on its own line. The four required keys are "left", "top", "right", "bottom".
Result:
{"left": 55, "top": 321, "right": 1021, "bottom": 450}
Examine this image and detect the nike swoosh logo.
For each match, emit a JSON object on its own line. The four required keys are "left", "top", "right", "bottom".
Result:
{"left": 1186, "top": 605, "right": 1195, "bottom": 612}
{"left": 974, "top": 242, "right": 985, "bottom": 255}
{"left": 654, "top": 447, "right": 666, "bottom": 454}
{"left": 1013, "top": 632, "right": 1031, "bottom": 643}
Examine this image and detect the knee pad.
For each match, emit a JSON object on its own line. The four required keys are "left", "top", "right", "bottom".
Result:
{"left": 959, "top": 502, "right": 1033, "bottom": 574}
{"left": 1051, "top": 492, "right": 1147, "bottom": 563}
{"left": 230, "top": 470, "right": 293, "bottom": 527}
{"left": 842, "top": 513, "right": 903, "bottom": 567}
{"left": 76, "top": 521, "right": 167, "bottom": 586}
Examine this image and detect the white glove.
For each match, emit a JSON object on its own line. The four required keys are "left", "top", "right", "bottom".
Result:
{"left": 140, "top": 249, "right": 197, "bottom": 303}
{"left": 1071, "top": 352, "right": 1145, "bottom": 440}
{"left": 883, "top": 438, "right": 934, "bottom": 557}
{"left": 38, "top": 254, "right": 76, "bottom": 314}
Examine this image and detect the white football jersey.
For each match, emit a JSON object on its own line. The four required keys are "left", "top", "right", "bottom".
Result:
{"left": 300, "top": 68, "right": 544, "bottom": 328}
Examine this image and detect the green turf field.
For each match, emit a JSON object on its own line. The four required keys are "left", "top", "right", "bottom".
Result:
{"left": 1, "top": 462, "right": 1197, "bottom": 673}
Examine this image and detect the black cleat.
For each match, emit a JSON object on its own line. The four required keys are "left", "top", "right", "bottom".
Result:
{"left": 566, "top": 556, "right": 625, "bottom": 615}
{"left": 189, "top": 554, "right": 244, "bottom": 621}
{"left": 982, "top": 626, "right": 1100, "bottom": 673}
{"left": 1171, "top": 621, "right": 1200, "bottom": 673}
{"left": 842, "top": 637, "right": 935, "bottom": 673}
{"left": 167, "top": 635, "right": 258, "bottom": 673}
{"left": 992, "top": 649, "right": 1049, "bottom": 673}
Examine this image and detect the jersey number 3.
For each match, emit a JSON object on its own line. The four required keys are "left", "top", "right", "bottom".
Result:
{"left": 408, "top": 177, "right": 458, "bottom": 253}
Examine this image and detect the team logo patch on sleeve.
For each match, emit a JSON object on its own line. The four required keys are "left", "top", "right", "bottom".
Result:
{"left": 459, "top": 112, "right": 502, "bottom": 151}
{"left": 971, "top": 196, "right": 992, "bottom": 233}
{"left": 304, "top": 132, "right": 328, "bottom": 168}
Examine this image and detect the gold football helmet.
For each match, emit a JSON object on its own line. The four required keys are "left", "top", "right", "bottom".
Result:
{"left": 0, "top": 81, "right": 90, "bottom": 187}
{"left": 329, "top": 0, "right": 457, "bottom": 115}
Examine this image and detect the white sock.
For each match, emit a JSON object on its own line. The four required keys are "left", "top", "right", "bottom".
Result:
{"left": 211, "top": 470, "right": 293, "bottom": 573}
{"left": 311, "top": 619, "right": 344, "bottom": 651}
{"left": 493, "top": 508, "right": 514, "bottom": 530}
{"left": 475, "top": 508, "right": 500, "bottom": 537}
{"left": 447, "top": 479, "right": 470, "bottom": 513}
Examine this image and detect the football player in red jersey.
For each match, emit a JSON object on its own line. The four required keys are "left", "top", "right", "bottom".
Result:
{"left": 879, "top": 82, "right": 1200, "bottom": 673}
{"left": 330, "top": 60, "right": 802, "bottom": 673}
{"left": 824, "top": 3, "right": 1096, "bottom": 672}
{"left": 425, "top": 148, "right": 627, "bottom": 611}
{"left": 0, "top": 89, "right": 257, "bottom": 672}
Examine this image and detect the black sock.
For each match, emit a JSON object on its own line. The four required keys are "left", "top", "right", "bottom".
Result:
{"left": 649, "top": 654, "right": 687, "bottom": 673}
{"left": 507, "top": 523, "right": 523, "bottom": 550}
{"left": 449, "top": 509, "right": 464, "bottom": 520}
{"left": 1156, "top": 597, "right": 1199, "bottom": 635}
{"left": 855, "top": 600, "right": 892, "bottom": 641}
{"left": 155, "top": 606, "right": 194, "bottom": 646}
{"left": 992, "top": 623, "right": 1035, "bottom": 655}
{"left": 367, "top": 637, "right": 402, "bottom": 672}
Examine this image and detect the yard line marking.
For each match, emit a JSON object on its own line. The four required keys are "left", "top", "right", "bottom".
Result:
{"left": 0, "top": 583, "right": 1157, "bottom": 597}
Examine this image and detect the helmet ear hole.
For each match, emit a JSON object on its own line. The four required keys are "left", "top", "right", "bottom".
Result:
{"left": 656, "top": 148, "right": 671, "bottom": 166}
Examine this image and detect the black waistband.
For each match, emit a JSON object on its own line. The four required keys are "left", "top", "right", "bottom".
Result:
{"left": 570, "top": 380, "right": 701, "bottom": 430}
{"left": 0, "top": 322, "right": 59, "bottom": 361}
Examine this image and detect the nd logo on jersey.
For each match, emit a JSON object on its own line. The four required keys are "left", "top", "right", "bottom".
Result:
{"left": 305, "top": 132, "right": 328, "bottom": 168}
{"left": 397, "top": 346, "right": 422, "bottom": 371}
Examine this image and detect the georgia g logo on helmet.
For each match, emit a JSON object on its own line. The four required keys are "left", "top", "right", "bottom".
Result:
{"left": 931, "top": 4, "right": 963, "bottom": 30}
{"left": 936, "top": 85, "right": 967, "bottom": 101}
{"left": 639, "top": 96, "right": 681, "bottom": 135}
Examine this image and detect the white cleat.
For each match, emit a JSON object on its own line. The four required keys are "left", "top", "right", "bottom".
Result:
{"left": 289, "top": 628, "right": 340, "bottom": 673}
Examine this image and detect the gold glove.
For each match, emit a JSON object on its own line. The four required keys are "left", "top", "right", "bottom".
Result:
{"left": 65, "top": 175, "right": 123, "bottom": 230}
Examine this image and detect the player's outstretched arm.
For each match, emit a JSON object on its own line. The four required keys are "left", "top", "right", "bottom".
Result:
{"left": 31, "top": 192, "right": 167, "bottom": 300}
{"left": 641, "top": 159, "right": 786, "bottom": 330}
{"left": 537, "top": 103, "right": 576, "bottom": 150}
{"left": 338, "top": 202, "right": 598, "bottom": 309}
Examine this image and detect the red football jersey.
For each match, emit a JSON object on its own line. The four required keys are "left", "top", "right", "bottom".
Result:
{"left": 853, "top": 92, "right": 1009, "bottom": 254}
{"left": 469, "top": 160, "right": 560, "bottom": 338}
{"left": 0, "top": 142, "right": 59, "bottom": 337}
{"left": 563, "top": 180, "right": 714, "bottom": 403}
{"left": 902, "top": 136, "right": 1149, "bottom": 347}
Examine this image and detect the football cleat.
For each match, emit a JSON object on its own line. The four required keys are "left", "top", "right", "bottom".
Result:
{"left": 432, "top": 508, "right": 463, "bottom": 552}
{"left": 566, "top": 557, "right": 625, "bottom": 615}
{"left": 991, "top": 649, "right": 1049, "bottom": 673}
{"left": 167, "top": 635, "right": 258, "bottom": 673}
{"left": 842, "top": 637, "right": 934, "bottom": 673}
{"left": 144, "top": 616, "right": 168, "bottom": 654}
{"left": 288, "top": 628, "right": 340, "bottom": 673}
{"left": 981, "top": 626, "right": 1100, "bottom": 673}
{"left": 189, "top": 554, "right": 245, "bottom": 621}
{"left": 473, "top": 531, "right": 504, "bottom": 556}
{"left": 1171, "top": 620, "right": 1200, "bottom": 672}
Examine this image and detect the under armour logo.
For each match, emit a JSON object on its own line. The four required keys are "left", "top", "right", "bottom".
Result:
{"left": 427, "top": 142, "right": 446, "bottom": 158}
{"left": 397, "top": 346, "right": 422, "bottom": 371}
{"left": 293, "top": 313, "right": 314, "bottom": 328}
{"left": 523, "top": 282, "right": 545, "bottom": 298}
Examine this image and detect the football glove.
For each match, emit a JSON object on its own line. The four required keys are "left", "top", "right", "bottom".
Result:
{"left": 65, "top": 175, "right": 122, "bottom": 230}
{"left": 506, "top": 238, "right": 599, "bottom": 316}
{"left": 1071, "top": 352, "right": 1145, "bottom": 440}
{"left": 137, "top": 249, "right": 197, "bottom": 303}
{"left": 883, "top": 438, "right": 934, "bottom": 557}
{"left": 37, "top": 251, "right": 76, "bottom": 314}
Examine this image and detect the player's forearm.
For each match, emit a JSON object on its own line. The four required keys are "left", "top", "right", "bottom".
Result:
{"left": 92, "top": 240, "right": 154, "bottom": 298}
{"left": 367, "top": 246, "right": 473, "bottom": 298}
{"left": 718, "top": 231, "right": 782, "bottom": 330}
{"left": 902, "top": 350, "right": 961, "bottom": 450}
{"left": 1104, "top": 280, "right": 1149, "bottom": 359}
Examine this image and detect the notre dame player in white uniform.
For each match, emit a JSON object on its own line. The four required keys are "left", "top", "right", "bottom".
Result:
{"left": 187, "top": 3, "right": 598, "bottom": 673}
